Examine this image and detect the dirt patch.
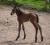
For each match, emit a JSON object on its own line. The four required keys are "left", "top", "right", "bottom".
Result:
{"left": 0, "top": 5, "right": 50, "bottom": 45}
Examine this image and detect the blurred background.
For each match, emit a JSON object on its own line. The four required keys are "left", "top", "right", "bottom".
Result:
{"left": 0, "top": 0, "right": 50, "bottom": 12}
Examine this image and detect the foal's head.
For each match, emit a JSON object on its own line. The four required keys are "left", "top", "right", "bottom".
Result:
{"left": 11, "top": 6, "right": 20, "bottom": 15}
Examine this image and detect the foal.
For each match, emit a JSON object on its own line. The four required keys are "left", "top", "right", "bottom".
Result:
{"left": 10, "top": 6, "right": 43, "bottom": 42}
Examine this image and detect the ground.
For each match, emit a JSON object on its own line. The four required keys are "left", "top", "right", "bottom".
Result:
{"left": 0, "top": 5, "right": 50, "bottom": 45}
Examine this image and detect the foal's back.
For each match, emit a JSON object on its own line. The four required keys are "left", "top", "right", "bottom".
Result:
{"left": 18, "top": 13, "right": 37, "bottom": 23}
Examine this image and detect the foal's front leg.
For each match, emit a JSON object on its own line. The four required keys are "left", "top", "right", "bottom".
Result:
{"left": 16, "top": 23, "right": 21, "bottom": 40}
{"left": 22, "top": 23, "right": 26, "bottom": 40}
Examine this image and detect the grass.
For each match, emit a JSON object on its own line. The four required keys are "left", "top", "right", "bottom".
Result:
{"left": 15, "top": 0, "right": 50, "bottom": 10}
{"left": 0, "top": 0, "right": 50, "bottom": 11}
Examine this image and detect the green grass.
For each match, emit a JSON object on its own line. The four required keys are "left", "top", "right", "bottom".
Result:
{"left": 15, "top": 0, "right": 50, "bottom": 10}
{"left": 0, "top": 0, "right": 50, "bottom": 11}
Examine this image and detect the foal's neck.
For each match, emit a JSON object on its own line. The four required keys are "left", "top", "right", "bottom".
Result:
{"left": 16, "top": 9, "right": 23, "bottom": 16}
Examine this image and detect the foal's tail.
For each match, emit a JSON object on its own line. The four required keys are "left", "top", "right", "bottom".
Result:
{"left": 35, "top": 14, "right": 39, "bottom": 23}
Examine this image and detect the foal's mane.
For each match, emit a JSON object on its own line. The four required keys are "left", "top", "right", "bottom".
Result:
{"left": 15, "top": 7, "right": 24, "bottom": 16}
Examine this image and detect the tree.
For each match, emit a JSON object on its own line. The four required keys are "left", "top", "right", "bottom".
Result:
{"left": 44, "top": 0, "right": 49, "bottom": 11}
{"left": 0, "top": 0, "right": 4, "bottom": 2}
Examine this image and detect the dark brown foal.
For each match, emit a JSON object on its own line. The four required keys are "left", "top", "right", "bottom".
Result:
{"left": 10, "top": 6, "right": 43, "bottom": 42}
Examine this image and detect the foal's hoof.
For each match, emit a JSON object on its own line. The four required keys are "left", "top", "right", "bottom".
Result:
{"left": 16, "top": 38, "right": 18, "bottom": 41}
{"left": 23, "top": 37, "right": 26, "bottom": 40}
{"left": 23, "top": 35, "right": 26, "bottom": 40}
{"left": 35, "top": 37, "right": 37, "bottom": 43}
{"left": 35, "top": 40, "right": 37, "bottom": 43}
{"left": 41, "top": 37, "right": 43, "bottom": 41}
{"left": 16, "top": 36, "right": 20, "bottom": 41}
{"left": 16, "top": 38, "right": 19, "bottom": 41}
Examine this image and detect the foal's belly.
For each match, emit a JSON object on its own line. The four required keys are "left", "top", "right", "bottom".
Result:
{"left": 18, "top": 15, "right": 30, "bottom": 23}
{"left": 21, "top": 17, "right": 30, "bottom": 22}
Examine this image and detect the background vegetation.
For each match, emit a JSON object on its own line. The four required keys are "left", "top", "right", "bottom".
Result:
{"left": 0, "top": 0, "right": 50, "bottom": 12}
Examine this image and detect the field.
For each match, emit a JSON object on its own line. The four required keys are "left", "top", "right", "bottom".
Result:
{"left": 0, "top": 5, "right": 50, "bottom": 45}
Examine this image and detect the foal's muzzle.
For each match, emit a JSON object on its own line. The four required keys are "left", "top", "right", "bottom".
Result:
{"left": 11, "top": 13, "right": 13, "bottom": 15}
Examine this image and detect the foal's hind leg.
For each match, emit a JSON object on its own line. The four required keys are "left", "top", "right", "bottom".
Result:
{"left": 16, "top": 23, "right": 21, "bottom": 40}
{"left": 22, "top": 23, "right": 26, "bottom": 40}
{"left": 34, "top": 23, "right": 38, "bottom": 42}
{"left": 38, "top": 24, "right": 43, "bottom": 41}
{"left": 31, "top": 22, "right": 38, "bottom": 42}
